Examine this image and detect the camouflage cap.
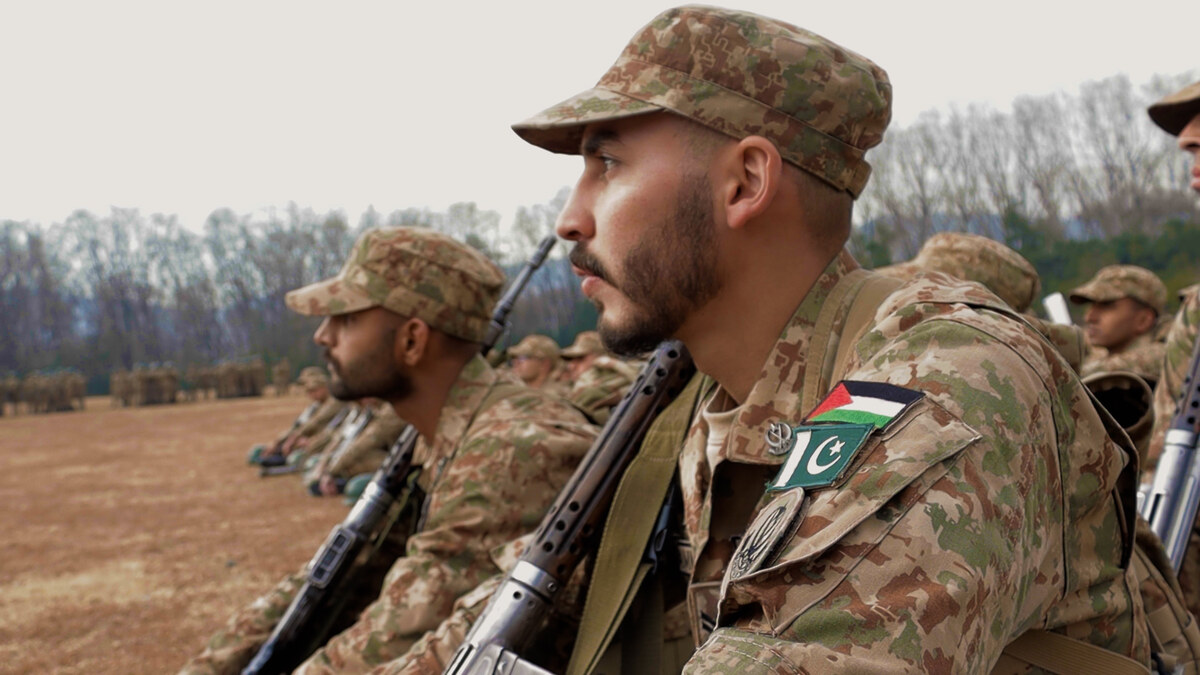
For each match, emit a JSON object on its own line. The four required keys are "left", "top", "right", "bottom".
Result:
{"left": 561, "top": 330, "right": 605, "bottom": 358}
{"left": 285, "top": 227, "right": 505, "bottom": 342}
{"left": 914, "top": 233, "right": 1041, "bottom": 313}
{"left": 1148, "top": 80, "right": 1200, "bottom": 136}
{"left": 1069, "top": 264, "right": 1167, "bottom": 315}
{"left": 298, "top": 366, "right": 329, "bottom": 388}
{"left": 512, "top": 5, "right": 892, "bottom": 197}
{"left": 508, "top": 334, "right": 561, "bottom": 360}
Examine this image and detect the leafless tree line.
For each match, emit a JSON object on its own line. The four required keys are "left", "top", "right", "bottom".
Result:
{"left": 0, "top": 192, "right": 585, "bottom": 389}
{"left": 855, "top": 71, "right": 1200, "bottom": 260}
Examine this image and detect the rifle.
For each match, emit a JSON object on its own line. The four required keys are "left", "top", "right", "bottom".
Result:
{"left": 243, "top": 235, "right": 557, "bottom": 675}
{"left": 261, "top": 406, "right": 373, "bottom": 478}
{"left": 444, "top": 341, "right": 695, "bottom": 675}
{"left": 1143, "top": 326, "right": 1200, "bottom": 571}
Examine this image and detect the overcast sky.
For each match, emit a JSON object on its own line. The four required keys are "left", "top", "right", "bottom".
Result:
{"left": 1, "top": 0, "right": 1195, "bottom": 233}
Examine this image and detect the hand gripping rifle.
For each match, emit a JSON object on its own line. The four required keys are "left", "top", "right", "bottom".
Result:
{"left": 443, "top": 340, "right": 696, "bottom": 675}
{"left": 1144, "top": 327, "right": 1200, "bottom": 571}
{"left": 243, "top": 235, "right": 557, "bottom": 675}
{"left": 260, "top": 406, "right": 365, "bottom": 477}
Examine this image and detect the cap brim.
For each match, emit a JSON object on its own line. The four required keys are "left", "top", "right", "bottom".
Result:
{"left": 285, "top": 277, "right": 377, "bottom": 317}
{"left": 512, "top": 87, "right": 663, "bottom": 155}
{"left": 1067, "top": 283, "right": 1121, "bottom": 305}
{"left": 1148, "top": 82, "right": 1200, "bottom": 136}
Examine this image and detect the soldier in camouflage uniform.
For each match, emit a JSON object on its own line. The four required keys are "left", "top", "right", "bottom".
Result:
{"left": 1147, "top": 80, "right": 1200, "bottom": 617}
{"left": 382, "top": 7, "right": 1150, "bottom": 673}
{"left": 273, "top": 357, "right": 291, "bottom": 397}
{"left": 303, "top": 398, "right": 405, "bottom": 497}
{"left": 254, "top": 367, "right": 348, "bottom": 466}
{"left": 561, "top": 330, "right": 639, "bottom": 425}
{"left": 180, "top": 227, "right": 597, "bottom": 675}
{"left": 1070, "top": 264, "right": 1167, "bottom": 383}
{"left": 506, "top": 334, "right": 567, "bottom": 394}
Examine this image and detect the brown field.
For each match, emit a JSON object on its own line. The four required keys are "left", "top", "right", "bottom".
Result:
{"left": 0, "top": 393, "right": 348, "bottom": 674}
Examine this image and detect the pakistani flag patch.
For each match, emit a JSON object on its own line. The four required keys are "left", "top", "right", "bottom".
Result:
{"left": 805, "top": 381, "right": 923, "bottom": 429}
{"left": 767, "top": 381, "right": 923, "bottom": 491}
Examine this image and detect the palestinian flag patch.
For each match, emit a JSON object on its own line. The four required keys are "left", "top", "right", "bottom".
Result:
{"left": 805, "top": 381, "right": 923, "bottom": 429}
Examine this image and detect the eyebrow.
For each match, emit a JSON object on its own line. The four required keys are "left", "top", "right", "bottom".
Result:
{"left": 581, "top": 129, "right": 620, "bottom": 157}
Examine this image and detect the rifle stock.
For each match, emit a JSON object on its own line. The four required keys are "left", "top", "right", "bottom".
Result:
{"left": 444, "top": 341, "right": 696, "bottom": 675}
{"left": 1144, "top": 326, "right": 1200, "bottom": 571}
{"left": 242, "top": 236, "right": 556, "bottom": 675}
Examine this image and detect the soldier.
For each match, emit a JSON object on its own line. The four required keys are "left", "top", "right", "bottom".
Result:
{"left": 273, "top": 357, "right": 291, "bottom": 397}
{"left": 303, "top": 398, "right": 405, "bottom": 498}
{"left": 384, "top": 6, "right": 1149, "bottom": 672}
{"left": 252, "top": 367, "right": 347, "bottom": 466}
{"left": 1147, "top": 80, "right": 1200, "bottom": 615}
{"left": 875, "top": 232, "right": 1041, "bottom": 313}
{"left": 561, "top": 330, "right": 639, "bottom": 424}
{"left": 506, "top": 334, "right": 566, "bottom": 393}
{"left": 179, "top": 227, "right": 596, "bottom": 675}
{"left": 1070, "top": 264, "right": 1167, "bottom": 383}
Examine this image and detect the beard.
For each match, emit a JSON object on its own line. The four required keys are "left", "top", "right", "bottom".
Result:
{"left": 324, "top": 327, "right": 414, "bottom": 401}
{"left": 569, "top": 173, "right": 722, "bottom": 357}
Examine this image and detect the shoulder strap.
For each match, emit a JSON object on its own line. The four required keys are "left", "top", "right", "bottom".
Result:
{"left": 566, "top": 374, "right": 708, "bottom": 675}
{"left": 832, "top": 273, "right": 903, "bottom": 385}
{"left": 996, "top": 629, "right": 1150, "bottom": 674}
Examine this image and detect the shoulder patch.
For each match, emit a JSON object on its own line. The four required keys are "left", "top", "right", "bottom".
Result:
{"left": 804, "top": 380, "right": 923, "bottom": 429}
{"left": 726, "top": 488, "right": 805, "bottom": 585}
{"left": 768, "top": 423, "right": 872, "bottom": 491}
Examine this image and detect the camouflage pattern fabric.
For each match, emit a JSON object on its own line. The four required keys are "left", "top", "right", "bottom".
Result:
{"left": 562, "top": 331, "right": 604, "bottom": 359}
{"left": 369, "top": 251, "right": 1148, "bottom": 673}
{"left": 1081, "top": 332, "right": 1166, "bottom": 384}
{"left": 566, "top": 355, "right": 639, "bottom": 425}
{"left": 874, "top": 232, "right": 1041, "bottom": 313}
{"left": 310, "top": 403, "right": 406, "bottom": 484}
{"left": 285, "top": 228, "right": 505, "bottom": 343}
{"left": 1149, "top": 285, "right": 1200, "bottom": 619}
{"left": 511, "top": 5, "right": 892, "bottom": 198}
{"left": 680, "top": 251, "right": 1145, "bottom": 671}
{"left": 178, "top": 355, "right": 597, "bottom": 675}
{"left": 289, "top": 396, "right": 349, "bottom": 446}
{"left": 508, "top": 334, "right": 561, "bottom": 360}
{"left": 1069, "top": 264, "right": 1167, "bottom": 316}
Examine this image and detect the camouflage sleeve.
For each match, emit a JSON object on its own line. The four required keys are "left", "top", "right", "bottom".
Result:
{"left": 687, "top": 315, "right": 1141, "bottom": 672}
{"left": 178, "top": 569, "right": 306, "bottom": 675}
{"left": 366, "top": 577, "right": 501, "bottom": 675}
{"left": 1149, "top": 289, "right": 1200, "bottom": 472}
{"left": 294, "top": 395, "right": 595, "bottom": 674}
{"left": 326, "top": 411, "right": 405, "bottom": 479}
{"left": 567, "top": 370, "right": 633, "bottom": 425}
{"left": 296, "top": 399, "right": 347, "bottom": 439}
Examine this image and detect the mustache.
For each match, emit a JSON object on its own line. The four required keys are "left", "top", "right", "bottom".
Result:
{"left": 568, "top": 245, "right": 612, "bottom": 285}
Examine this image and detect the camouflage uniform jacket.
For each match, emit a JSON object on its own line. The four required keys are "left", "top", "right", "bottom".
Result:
{"left": 683, "top": 250, "right": 1147, "bottom": 672}
{"left": 282, "top": 396, "right": 349, "bottom": 446}
{"left": 1081, "top": 331, "right": 1165, "bottom": 384}
{"left": 323, "top": 403, "right": 406, "bottom": 479}
{"left": 373, "top": 251, "right": 1149, "bottom": 674}
{"left": 1149, "top": 284, "right": 1200, "bottom": 618}
{"left": 178, "top": 355, "right": 596, "bottom": 675}
{"left": 566, "top": 356, "right": 639, "bottom": 424}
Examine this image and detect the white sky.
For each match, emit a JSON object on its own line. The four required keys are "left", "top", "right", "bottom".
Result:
{"left": 1, "top": 0, "right": 1195, "bottom": 233}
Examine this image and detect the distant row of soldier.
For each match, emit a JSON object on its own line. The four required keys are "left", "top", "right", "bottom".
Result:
{"left": 0, "top": 371, "right": 86, "bottom": 416}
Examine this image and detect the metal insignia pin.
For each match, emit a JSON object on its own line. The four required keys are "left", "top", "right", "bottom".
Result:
{"left": 765, "top": 421, "right": 794, "bottom": 456}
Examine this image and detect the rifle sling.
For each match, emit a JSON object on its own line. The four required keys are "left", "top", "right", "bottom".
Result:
{"left": 566, "top": 374, "right": 705, "bottom": 675}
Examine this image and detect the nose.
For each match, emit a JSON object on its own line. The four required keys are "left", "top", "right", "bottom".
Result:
{"left": 555, "top": 179, "right": 595, "bottom": 243}
{"left": 313, "top": 317, "right": 333, "bottom": 347}
{"left": 1083, "top": 305, "right": 1098, "bottom": 325}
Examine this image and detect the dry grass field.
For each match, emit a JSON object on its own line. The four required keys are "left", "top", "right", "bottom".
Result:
{"left": 0, "top": 393, "right": 348, "bottom": 674}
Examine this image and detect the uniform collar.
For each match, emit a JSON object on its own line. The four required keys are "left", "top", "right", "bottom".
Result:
{"left": 720, "top": 248, "right": 860, "bottom": 465}
{"left": 414, "top": 353, "right": 497, "bottom": 463}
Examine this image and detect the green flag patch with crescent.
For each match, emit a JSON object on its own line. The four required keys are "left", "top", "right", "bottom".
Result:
{"left": 768, "top": 381, "right": 923, "bottom": 491}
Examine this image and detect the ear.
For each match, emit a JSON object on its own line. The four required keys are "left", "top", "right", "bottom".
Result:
{"left": 718, "top": 135, "right": 782, "bottom": 231}
{"left": 1134, "top": 307, "right": 1157, "bottom": 334}
{"left": 393, "top": 318, "right": 431, "bottom": 367}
